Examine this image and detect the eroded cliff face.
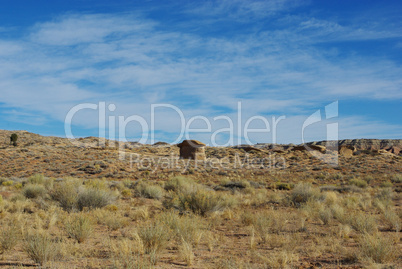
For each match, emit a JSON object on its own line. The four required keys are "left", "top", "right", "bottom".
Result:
{"left": 255, "top": 139, "right": 401, "bottom": 155}
{"left": 310, "top": 139, "right": 401, "bottom": 155}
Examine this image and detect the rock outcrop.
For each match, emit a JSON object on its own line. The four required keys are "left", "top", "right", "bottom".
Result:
{"left": 292, "top": 144, "right": 326, "bottom": 153}
{"left": 177, "top": 140, "right": 206, "bottom": 160}
{"left": 338, "top": 145, "right": 355, "bottom": 157}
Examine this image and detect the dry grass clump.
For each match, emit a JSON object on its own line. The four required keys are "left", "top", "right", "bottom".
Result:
{"left": 330, "top": 203, "right": 347, "bottom": 223}
{"left": 77, "top": 187, "right": 116, "bottom": 210}
{"left": 164, "top": 176, "right": 197, "bottom": 193}
{"left": 28, "top": 174, "right": 54, "bottom": 189}
{"left": 380, "top": 181, "right": 393, "bottom": 188}
{"left": 3, "top": 197, "right": 35, "bottom": 214}
{"left": 23, "top": 184, "right": 47, "bottom": 199}
{"left": 357, "top": 233, "right": 398, "bottom": 264}
{"left": 349, "top": 178, "right": 368, "bottom": 188}
{"left": 390, "top": 173, "right": 402, "bottom": 183}
{"left": 176, "top": 188, "right": 236, "bottom": 216}
{"left": 0, "top": 195, "right": 3, "bottom": 213}
{"left": 0, "top": 220, "right": 22, "bottom": 256}
{"left": 375, "top": 187, "right": 393, "bottom": 203}
{"left": 1, "top": 180, "right": 14, "bottom": 186}
{"left": 135, "top": 182, "right": 164, "bottom": 200}
{"left": 24, "top": 230, "right": 59, "bottom": 266}
{"left": 84, "top": 178, "right": 109, "bottom": 190}
{"left": 178, "top": 239, "right": 194, "bottom": 266}
{"left": 109, "top": 237, "right": 148, "bottom": 268}
{"left": 243, "top": 210, "right": 287, "bottom": 244}
{"left": 379, "top": 206, "right": 400, "bottom": 232}
{"left": 164, "top": 176, "right": 235, "bottom": 216}
{"left": 65, "top": 213, "right": 93, "bottom": 243}
{"left": 289, "top": 183, "right": 322, "bottom": 207}
{"left": 266, "top": 250, "right": 299, "bottom": 269}
{"left": 138, "top": 221, "right": 169, "bottom": 255}
{"left": 128, "top": 206, "right": 149, "bottom": 221}
{"left": 159, "top": 211, "right": 203, "bottom": 245}
{"left": 318, "top": 207, "right": 333, "bottom": 225}
{"left": 94, "top": 210, "right": 129, "bottom": 231}
{"left": 348, "top": 212, "right": 377, "bottom": 233}
{"left": 323, "top": 191, "right": 338, "bottom": 206}
{"left": 204, "top": 231, "right": 218, "bottom": 252}
{"left": 342, "top": 194, "right": 372, "bottom": 210}
{"left": 51, "top": 178, "right": 80, "bottom": 211}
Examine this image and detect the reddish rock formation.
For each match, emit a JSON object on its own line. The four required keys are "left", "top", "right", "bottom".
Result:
{"left": 338, "top": 145, "right": 355, "bottom": 157}
{"left": 177, "top": 140, "right": 206, "bottom": 160}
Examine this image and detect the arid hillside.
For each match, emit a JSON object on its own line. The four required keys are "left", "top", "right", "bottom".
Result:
{"left": 0, "top": 130, "right": 401, "bottom": 268}
{"left": 0, "top": 130, "right": 401, "bottom": 181}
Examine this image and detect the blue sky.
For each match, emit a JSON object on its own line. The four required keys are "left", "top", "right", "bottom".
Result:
{"left": 0, "top": 0, "right": 401, "bottom": 145}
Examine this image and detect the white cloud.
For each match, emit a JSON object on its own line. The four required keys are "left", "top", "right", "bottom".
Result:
{"left": 29, "top": 14, "right": 154, "bottom": 46}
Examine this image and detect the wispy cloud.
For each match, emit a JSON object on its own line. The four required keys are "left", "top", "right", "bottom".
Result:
{"left": 185, "top": 0, "right": 306, "bottom": 21}
{"left": 0, "top": 1, "right": 401, "bottom": 142}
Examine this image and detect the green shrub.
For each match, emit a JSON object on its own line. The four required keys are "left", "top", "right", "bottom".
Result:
{"left": 84, "top": 178, "right": 108, "bottom": 190}
{"left": 65, "top": 213, "right": 93, "bottom": 243}
{"left": 380, "top": 181, "right": 393, "bottom": 188}
{"left": 363, "top": 175, "right": 374, "bottom": 184}
{"left": 2, "top": 180, "right": 14, "bottom": 186}
{"left": 22, "top": 184, "right": 47, "bottom": 199}
{"left": 28, "top": 174, "right": 53, "bottom": 190}
{"left": 120, "top": 188, "right": 132, "bottom": 198}
{"left": 28, "top": 174, "right": 45, "bottom": 184}
{"left": 51, "top": 179, "right": 80, "bottom": 212}
{"left": 77, "top": 188, "right": 116, "bottom": 211}
{"left": 10, "top": 133, "right": 18, "bottom": 146}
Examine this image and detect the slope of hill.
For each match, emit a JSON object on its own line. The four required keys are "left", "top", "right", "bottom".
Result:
{"left": 0, "top": 130, "right": 400, "bottom": 181}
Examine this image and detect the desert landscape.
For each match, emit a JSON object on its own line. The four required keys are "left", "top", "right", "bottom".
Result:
{"left": 0, "top": 130, "right": 400, "bottom": 268}
{"left": 1, "top": 2, "right": 402, "bottom": 268}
